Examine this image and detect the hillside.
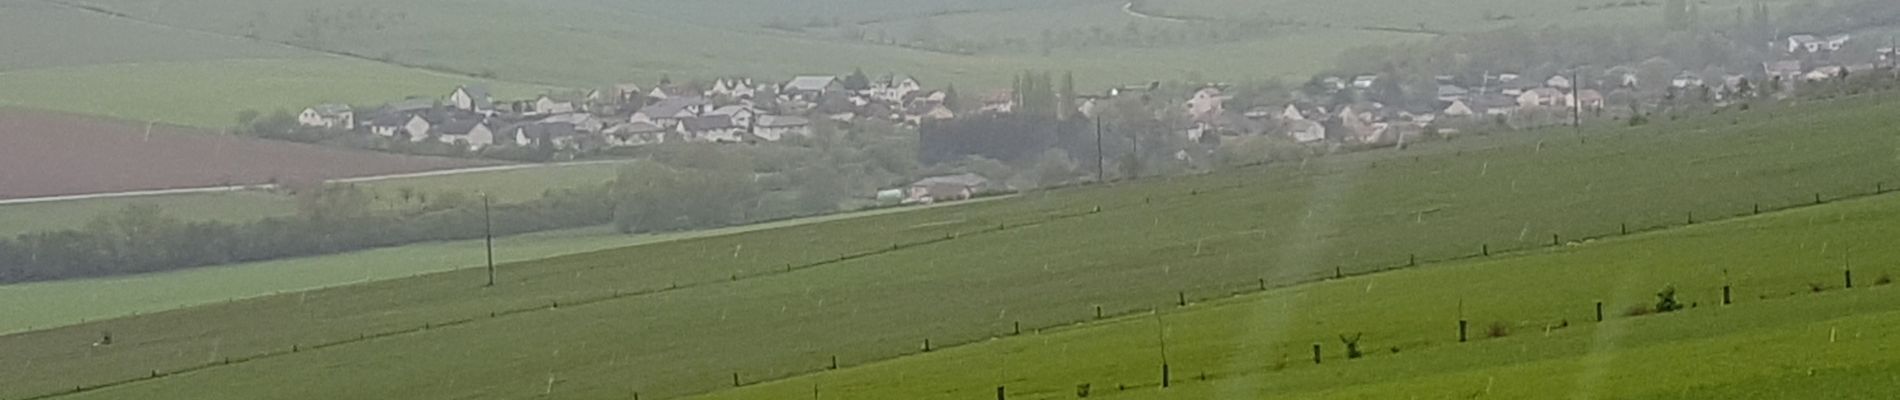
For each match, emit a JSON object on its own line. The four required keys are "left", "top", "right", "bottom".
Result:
{"left": 3, "top": 91, "right": 1898, "bottom": 399}
{"left": 695, "top": 189, "right": 1900, "bottom": 399}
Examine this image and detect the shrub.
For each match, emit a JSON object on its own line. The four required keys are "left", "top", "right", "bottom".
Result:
{"left": 1075, "top": 383, "right": 1090, "bottom": 398}
{"left": 1487, "top": 322, "right": 1511, "bottom": 338}
{"left": 1876, "top": 274, "right": 1893, "bottom": 286}
{"left": 1655, "top": 286, "right": 1684, "bottom": 313}
{"left": 1810, "top": 283, "right": 1829, "bottom": 293}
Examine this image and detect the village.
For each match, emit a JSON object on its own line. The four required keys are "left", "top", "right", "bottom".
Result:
{"left": 288, "top": 32, "right": 1895, "bottom": 204}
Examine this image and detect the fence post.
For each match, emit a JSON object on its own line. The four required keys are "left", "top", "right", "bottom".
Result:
{"left": 1312, "top": 343, "right": 1322, "bottom": 364}
{"left": 1409, "top": 254, "right": 1417, "bottom": 267}
{"left": 733, "top": 372, "right": 741, "bottom": 387}
{"left": 1014, "top": 321, "right": 1021, "bottom": 335}
{"left": 1482, "top": 244, "right": 1489, "bottom": 256}
{"left": 1096, "top": 306, "right": 1104, "bottom": 319}
{"left": 1687, "top": 212, "right": 1695, "bottom": 225}
{"left": 1846, "top": 269, "right": 1855, "bottom": 289}
{"left": 1458, "top": 320, "right": 1469, "bottom": 343}
{"left": 1816, "top": 193, "right": 1823, "bottom": 204}
{"left": 1177, "top": 292, "right": 1187, "bottom": 307}
{"left": 1754, "top": 203, "right": 1760, "bottom": 215}
{"left": 1335, "top": 267, "right": 1343, "bottom": 279}
{"left": 1723, "top": 285, "right": 1732, "bottom": 305}
{"left": 996, "top": 386, "right": 1006, "bottom": 400}
{"left": 1621, "top": 223, "right": 1628, "bottom": 235}
{"left": 1595, "top": 302, "right": 1604, "bottom": 322}
{"left": 923, "top": 339, "right": 932, "bottom": 352}
{"left": 1552, "top": 234, "right": 1560, "bottom": 246}
{"left": 1161, "top": 363, "right": 1171, "bottom": 388}
{"left": 1259, "top": 278, "right": 1267, "bottom": 291}
{"left": 830, "top": 355, "right": 838, "bottom": 370}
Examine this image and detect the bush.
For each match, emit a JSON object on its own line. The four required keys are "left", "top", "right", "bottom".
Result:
{"left": 1654, "top": 286, "right": 1684, "bottom": 313}
{"left": 1877, "top": 274, "right": 1893, "bottom": 286}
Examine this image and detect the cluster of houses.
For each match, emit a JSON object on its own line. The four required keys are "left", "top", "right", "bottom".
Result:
{"left": 1157, "top": 32, "right": 1895, "bottom": 147}
{"left": 297, "top": 73, "right": 960, "bottom": 151}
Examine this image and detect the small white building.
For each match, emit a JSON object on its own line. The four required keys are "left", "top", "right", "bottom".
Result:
{"left": 906, "top": 174, "right": 990, "bottom": 204}
{"left": 753, "top": 115, "right": 812, "bottom": 141}
{"left": 297, "top": 104, "right": 354, "bottom": 130}
{"left": 448, "top": 85, "right": 493, "bottom": 113}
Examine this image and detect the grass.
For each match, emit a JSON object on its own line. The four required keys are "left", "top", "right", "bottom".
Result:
{"left": 0, "top": 195, "right": 1005, "bottom": 337}
{"left": 0, "top": 0, "right": 303, "bottom": 71}
{"left": 0, "top": 58, "right": 549, "bottom": 129}
{"left": 1142, "top": 0, "right": 1795, "bottom": 32}
{"left": 689, "top": 193, "right": 1900, "bottom": 399}
{"left": 0, "top": 191, "right": 296, "bottom": 238}
{"left": 2, "top": 92, "right": 1897, "bottom": 400}
{"left": 0, "top": 160, "right": 631, "bottom": 237}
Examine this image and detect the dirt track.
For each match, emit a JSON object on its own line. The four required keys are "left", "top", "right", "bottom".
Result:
{"left": 0, "top": 108, "right": 498, "bottom": 199}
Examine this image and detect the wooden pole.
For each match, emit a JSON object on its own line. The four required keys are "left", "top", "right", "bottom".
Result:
{"left": 483, "top": 193, "right": 495, "bottom": 287}
{"left": 1312, "top": 343, "right": 1322, "bottom": 364}
{"left": 1458, "top": 320, "right": 1469, "bottom": 343}
{"left": 1595, "top": 302, "right": 1604, "bottom": 322}
{"left": 1723, "top": 285, "right": 1732, "bottom": 305}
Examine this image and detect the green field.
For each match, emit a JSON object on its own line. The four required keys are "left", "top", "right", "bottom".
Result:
{"left": 696, "top": 192, "right": 1900, "bottom": 400}
{"left": 0, "top": 161, "right": 634, "bottom": 237}
{"left": 1143, "top": 0, "right": 1794, "bottom": 32}
{"left": 0, "top": 191, "right": 295, "bottom": 238}
{"left": 4, "top": 92, "right": 1898, "bottom": 399}
{"left": 0, "top": 196, "right": 1005, "bottom": 336}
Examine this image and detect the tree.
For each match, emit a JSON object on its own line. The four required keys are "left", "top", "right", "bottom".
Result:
{"left": 942, "top": 84, "right": 961, "bottom": 112}
{"left": 843, "top": 68, "right": 871, "bottom": 91}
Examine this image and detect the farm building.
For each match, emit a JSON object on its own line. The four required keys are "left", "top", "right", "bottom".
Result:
{"left": 298, "top": 104, "right": 355, "bottom": 130}
{"left": 907, "top": 173, "right": 991, "bottom": 204}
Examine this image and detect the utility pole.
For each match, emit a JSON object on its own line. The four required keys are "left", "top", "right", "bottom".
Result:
{"left": 1095, "top": 117, "right": 1106, "bottom": 183}
{"left": 1129, "top": 127, "right": 1140, "bottom": 180}
{"left": 1572, "top": 68, "right": 1583, "bottom": 135}
{"left": 483, "top": 193, "right": 495, "bottom": 287}
{"left": 1154, "top": 310, "right": 1170, "bottom": 388}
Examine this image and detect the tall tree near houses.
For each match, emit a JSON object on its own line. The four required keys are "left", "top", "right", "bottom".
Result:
{"left": 843, "top": 68, "right": 871, "bottom": 91}
{"left": 942, "top": 84, "right": 961, "bottom": 112}
{"left": 1059, "top": 71, "right": 1077, "bottom": 121}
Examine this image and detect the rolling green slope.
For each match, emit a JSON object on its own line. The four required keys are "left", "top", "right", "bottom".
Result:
{"left": 4, "top": 93, "right": 1899, "bottom": 400}
{"left": 692, "top": 193, "right": 1900, "bottom": 399}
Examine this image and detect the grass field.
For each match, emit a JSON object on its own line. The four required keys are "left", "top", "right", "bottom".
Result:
{"left": 0, "top": 160, "right": 633, "bottom": 236}
{"left": 0, "top": 196, "right": 1007, "bottom": 336}
{"left": 692, "top": 192, "right": 1900, "bottom": 400}
{"left": 1142, "top": 0, "right": 1795, "bottom": 32}
{"left": 0, "top": 192, "right": 295, "bottom": 238}
{"left": 3, "top": 92, "right": 1898, "bottom": 400}
{"left": 0, "top": 58, "right": 548, "bottom": 129}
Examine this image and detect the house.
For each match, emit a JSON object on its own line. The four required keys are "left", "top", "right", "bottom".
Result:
{"left": 708, "top": 78, "right": 759, "bottom": 99}
{"left": 1243, "top": 105, "right": 1275, "bottom": 120}
{"left": 630, "top": 97, "right": 712, "bottom": 129}
{"left": 1763, "top": 60, "right": 1805, "bottom": 81}
{"left": 706, "top": 105, "right": 757, "bottom": 128}
{"left": 1606, "top": 66, "right": 1641, "bottom": 88}
{"left": 781, "top": 76, "right": 844, "bottom": 100}
{"left": 1107, "top": 81, "right": 1161, "bottom": 97}
{"left": 1787, "top": 34, "right": 1851, "bottom": 53}
{"left": 1499, "top": 79, "right": 1540, "bottom": 96}
{"left": 1471, "top": 94, "right": 1519, "bottom": 116}
{"left": 448, "top": 85, "right": 493, "bottom": 113}
{"left": 1671, "top": 72, "right": 1705, "bottom": 89}
{"left": 1285, "top": 119, "right": 1326, "bottom": 143}
{"left": 1436, "top": 85, "right": 1470, "bottom": 102}
{"left": 1545, "top": 75, "right": 1573, "bottom": 90}
{"left": 604, "top": 122, "right": 668, "bottom": 147}
{"left": 1517, "top": 88, "right": 1567, "bottom": 108}
{"left": 298, "top": 104, "right": 355, "bottom": 130}
{"left": 980, "top": 90, "right": 1016, "bottom": 113}
{"left": 906, "top": 174, "right": 990, "bottom": 204}
{"left": 612, "top": 83, "right": 645, "bottom": 104}
{"left": 499, "top": 122, "right": 587, "bottom": 149}
{"left": 753, "top": 115, "right": 812, "bottom": 141}
{"left": 1442, "top": 99, "right": 1475, "bottom": 117}
{"left": 367, "top": 113, "right": 409, "bottom": 137}
{"left": 1185, "top": 87, "right": 1228, "bottom": 121}
{"left": 1351, "top": 75, "right": 1379, "bottom": 89}
{"left": 904, "top": 103, "right": 955, "bottom": 125}
{"left": 1805, "top": 65, "right": 1845, "bottom": 81}
{"left": 869, "top": 74, "right": 922, "bottom": 103}
{"left": 648, "top": 85, "right": 696, "bottom": 101}
{"left": 679, "top": 115, "right": 744, "bottom": 142}
{"left": 540, "top": 112, "right": 605, "bottom": 133}
{"left": 402, "top": 114, "right": 435, "bottom": 142}
{"left": 531, "top": 94, "right": 579, "bottom": 115}
{"left": 434, "top": 120, "right": 495, "bottom": 150}
{"left": 1496, "top": 73, "right": 1522, "bottom": 83}
{"left": 1575, "top": 89, "right": 1606, "bottom": 111}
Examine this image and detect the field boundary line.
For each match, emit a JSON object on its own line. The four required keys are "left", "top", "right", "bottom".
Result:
{"left": 0, "top": 160, "right": 630, "bottom": 206}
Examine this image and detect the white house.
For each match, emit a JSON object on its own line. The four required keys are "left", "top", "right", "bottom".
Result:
{"left": 604, "top": 122, "right": 668, "bottom": 147}
{"left": 706, "top": 105, "right": 757, "bottom": 128}
{"left": 1442, "top": 99, "right": 1475, "bottom": 117}
{"left": 753, "top": 115, "right": 812, "bottom": 141}
{"left": 869, "top": 74, "right": 922, "bottom": 103}
{"left": 1351, "top": 75, "right": 1379, "bottom": 89}
{"left": 448, "top": 85, "right": 493, "bottom": 113}
{"left": 782, "top": 76, "right": 844, "bottom": 100}
{"left": 1787, "top": 34, "right": 1851, "bottom": 53}
{"left": 631, "top": 97, "right": 711, "bottom": 129}
{"left": 679, "top": 115, "right": 744, "bottom": 142}
{"left": 1671, "top": 72, "right": 1706, "bottom": 88}
{"left": 533, "top": 95, "right": 576, "bottom": 115}
{"left": 1517, "top": 88, "right": 1568, "bottom": 108}
{"left": 1185, "top": 87, "right": 1227, "bottom": 120}
{"left": 435, "top": 120, "right": 495, "bottom": 150}
{"left": 708, "top": 78, "right": 759, "bottom": 99}
{"left": 298, "top": 104, "right": 354, "bottom": 130}
{"left": 1545, "top": 75, "right": 1573, "bottom": 90}
{"left": 401, "top": 114, "right": 434, "bottom": 142}
{"left": 1286, "top": 119, "right": 1326, "bottom": 143}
